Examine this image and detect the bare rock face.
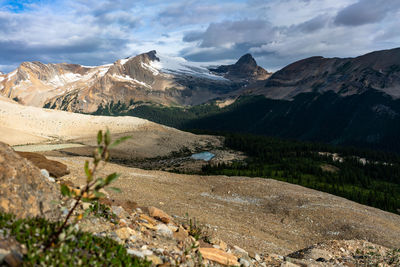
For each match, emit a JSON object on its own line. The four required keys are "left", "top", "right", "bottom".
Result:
{"left": 209, "top": 53, "right": 271, "bottom": 82}
{"left": 0, "top": 142, "right": 61, "bottom": 219}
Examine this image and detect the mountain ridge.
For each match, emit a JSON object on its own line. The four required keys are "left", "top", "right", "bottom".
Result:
{"left": 0, "top": 51, "right": 269, "bottom": 113}
{"left": 248, "top": 47, "right": 400, "bottom": 100}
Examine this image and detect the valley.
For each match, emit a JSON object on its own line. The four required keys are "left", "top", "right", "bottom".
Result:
{"left": 1, "top": 47, "right": 400, "bottom": 266}
{"left": 2, "top": 1, "right": 400, "bottom": 265}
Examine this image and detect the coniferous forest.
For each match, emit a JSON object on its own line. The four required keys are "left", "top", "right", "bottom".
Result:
{"left": 200, "top": 133, "right": 400, "bottom": 215}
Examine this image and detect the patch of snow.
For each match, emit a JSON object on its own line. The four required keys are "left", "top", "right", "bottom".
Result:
{"left": 47, "top": 72, "right": 83, "bottom": 87}
{"left": 152, "top": 53, "right": 228, "bottom": 81}
{"left": 133, "top": 79, "right": 151, "bottom": 88}
{"left": 97, "top": 66, "right": 110, "bottom": 77}
{"left": 119, "top": 58, "right": 132, "bottom": 65}
{"left": 7, "top": 70, "right": 17, "bottom": 79}
{"left": 111, "top": 74, "right": 151, "bottom": 88}
{"left": 141, "top": 62, "right": 159, "bottom": 76}
{"left": 80, "top": 64, "right": 111, "bottom": 78}
{"left": 112, "top": 74, "right": 134, "bottom": 82}
{"left": 0, "top": 76, "right": 4, "bottom": 82}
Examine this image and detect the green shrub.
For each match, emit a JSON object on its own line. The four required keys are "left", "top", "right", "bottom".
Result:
{"left": 0, "top": 212, "right": 151, "bottom": 266}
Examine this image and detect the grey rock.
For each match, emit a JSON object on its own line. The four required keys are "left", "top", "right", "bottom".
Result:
{"left": 127, "top": 249, "right": 145, "bottom": 258}
{"left": 111, "top": 206, "right": 129, "bottom": 218}
{"left": 142, "top": 249, "right": 153, "bottom": 256}
{"left": 156, "top": 224, "right": 173, "bottom": 237}
{"left": 40, "top": 169, "right": 55, "bottom": 182}
{"left": 239, "top": 257, "right": 251, "bottom": 267}
{"left": 0, "top": 248, "right": 10, "bottom": 262}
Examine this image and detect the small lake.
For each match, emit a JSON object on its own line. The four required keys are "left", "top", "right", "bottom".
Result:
{"left": 191, "top": 152, "right": 215, "bottom": 161}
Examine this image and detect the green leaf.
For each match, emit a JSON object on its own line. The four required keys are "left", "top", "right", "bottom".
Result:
{"left": 104, "top": 128, "right": 111, "bottom": 146}
{"left": 105, "top": 173, "right": 120, "bottom": 185}
{"left": 60, "top": 184, "right": 71, "bottom": 197}
{"left": 94, "top": 191, "right": 106, "bottom": 198}
{"left": 83, "top": 208, "right": 91, "bottom": 217}
{"left": 84, "top": 160, "right": 92, "bottom": 181}
{"left": 95, "top": 178, "right": 105, "bottom": 190}
{"left": 108, "top": 187, "right": 121, "bottom": 193}
{"left": 110, "top": 136, "right": 132, "bottom": 148}
{"left": 82, "top": 197, "right": 93, "bottom": 203}
{"left": 97, "top": 130, "right": 103, "bottom": 145}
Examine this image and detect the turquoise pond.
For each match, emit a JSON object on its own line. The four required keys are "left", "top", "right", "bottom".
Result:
{"left": 191, "top": 152, "right": 215, "bottom": 161}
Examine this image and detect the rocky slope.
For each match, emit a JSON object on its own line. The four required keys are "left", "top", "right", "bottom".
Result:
{"left": 0, "top": 52, "right": 269, "bottom": 113}
{"left": 249, "top": 47, "right": 400, "bottom": 100}
{"left": 56, "top": 155, "right": 400, "bottom": 257}
{"left": 1, "top": 143, "right": 399, "bottom": 266}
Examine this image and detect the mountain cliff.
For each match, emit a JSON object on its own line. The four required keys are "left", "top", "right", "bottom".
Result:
{"left": 0, "top": 51, "right": 269, "bottom": 113}
{"left": 209, "top": 53, "right": 271, "bottom": 82}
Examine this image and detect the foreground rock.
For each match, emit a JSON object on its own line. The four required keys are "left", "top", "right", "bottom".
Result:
{"left": 0, "top": 237, "right": 26, "bottom": 267}
{"left": 0, "top": 142, "right": 61, "bottom": 219}
{"left": 74, "top": 200, "right": 400, "bottom": 266}
{"left": 199, "top": 248, "right": 238, "bottom": 265}
{"left": 286, "top": 240, "right": 400, "bottom": 266}
{"left": 16, "top": 151, "right": 69, "bottom": 178}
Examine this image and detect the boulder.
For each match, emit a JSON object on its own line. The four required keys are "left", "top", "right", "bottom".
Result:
{"left": 148, "top": 206, "right": 172, "bottom": 224}
{"left": 16, "top": 151, "right": 69, "bottom": 178}
{"left": 114, "top": 227, "right": 136, "bottom": 240}
{"left": 173, "top": 225, "right": 189, "bottom": 242}
{"left": 156, "top": 224, "right": 173, "bottom": 238}
{"left": 0, "top": 142, "right": 61, "bottom": 219}
{"left": 0, "top": 237, "right": 25, "bottom": 267}
{"left": 199, "top": 248, "right": 239, "bottom": 266}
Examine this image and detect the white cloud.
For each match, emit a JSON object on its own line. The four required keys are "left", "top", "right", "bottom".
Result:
{"left": 0, "top": 0, "right": 399, "bottom": 74}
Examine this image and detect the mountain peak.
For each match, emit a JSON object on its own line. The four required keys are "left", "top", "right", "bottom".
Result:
{"left": 235, "top": 53, "right": 257, "bottom": 67}
{"left": 144, "top": 50, "right": 159, "bottom": 62}
{"left": 209, "top": 53, "right": 270, "bottom": 81}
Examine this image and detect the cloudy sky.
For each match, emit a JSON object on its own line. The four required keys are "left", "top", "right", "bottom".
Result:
{"left": 0, "top": 0, "right": 399, "bottom": 73}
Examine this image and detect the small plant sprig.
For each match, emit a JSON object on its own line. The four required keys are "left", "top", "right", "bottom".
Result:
{"left": 45, "top": 129, "right": 131, "bottom": 250}
{"left": 88, "top": 201, "right": 118, "bottom": 223}
{"left": 185, "top": 213, "right": 211, "bottom": 243}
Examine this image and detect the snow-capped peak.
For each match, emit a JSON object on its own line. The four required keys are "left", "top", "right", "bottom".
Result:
{"left": 147, "top": 52, "right": 228, "bottom": 81}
